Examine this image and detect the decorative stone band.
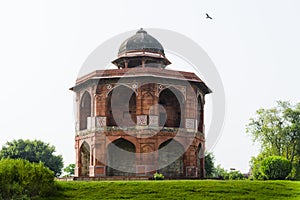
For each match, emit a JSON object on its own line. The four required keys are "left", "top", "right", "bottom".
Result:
{"left": 80, "top": 117, "right": 108, "bottom": 131}
{"left": 80, "top": 116, "right": 197, "bottom": 130}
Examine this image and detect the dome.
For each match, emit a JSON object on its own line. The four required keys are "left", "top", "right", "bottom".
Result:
{"left": 118, "top": 28, "right": 165, "bottom": 56}
{"left": 112, "top": 28, "right": 171, "bottom": 68}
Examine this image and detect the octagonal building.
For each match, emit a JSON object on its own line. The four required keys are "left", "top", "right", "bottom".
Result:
{"left": 70, "top": 29, "right": 211, "bottom": 179}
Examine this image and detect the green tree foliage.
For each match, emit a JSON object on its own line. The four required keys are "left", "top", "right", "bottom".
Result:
{"left": 249, "top": 154, "right": 267, "bottom": 180}
{"left": 212, "top": 165, "right": 244, "bottom": 180}
{"left": 0, "top": 139, "right": 64, "bottom": 177}
{"left": 260, "top": 156, "right": 292, "bottom": 180}
{"left": 64, "top": 164, "right": 75, "bottom": 176}
{"left": 204, "top": 152, "right": 215, "bottom": 177}
{"left": 213, "top": 164, "right": 227, "bottom": 179}
{"left": 228, "top": 170, "right": 244, "bottom": 180}
{"left": 246, "top": 101, "right": 300, "bottom": 179}
{"left": 0, "top": 158, "right": 56, "bottom": 199}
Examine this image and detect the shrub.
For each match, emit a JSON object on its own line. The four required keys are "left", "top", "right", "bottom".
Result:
{"left": 153, "top": 173, "right": 164, "bottom": 180}
{"left": 0, "top": 158, "right": 56, "bottom": 199}
{"left": 213, "top": 165, "right": 228, "bottom": 180}
{"left": 260, "top": 156, "right": 292, "bottom": 180}
{"left": 228, "top": 170, "right": 244, "bottom": 180}
{"left": 249, "top": 154, "right": 269, "bottom": 180}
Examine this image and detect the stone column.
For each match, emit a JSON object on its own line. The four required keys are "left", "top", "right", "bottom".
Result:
{"left": 89, "top": 145, "right": 95, "bottom": 177}
{"left": 95, "top": 85, "right": 107, "bottom": 127}
{"left": 124, "top": 60, "right": 128, "bottom": 68}
{"left": 149, "top": 84, "right": 159, "bottom": 126}
{"left": 185, "top": 87, "right": 196, "bottom": 130}
{"left": 74, "top": 137, "right": 80, "bottom": 177}
{"left": 136, "top": 83, "right": 147, "bottom": 126}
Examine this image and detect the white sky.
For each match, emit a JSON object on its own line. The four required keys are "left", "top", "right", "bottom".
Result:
{"left": 1, "top": 0, "right": 300, "bottom": 173}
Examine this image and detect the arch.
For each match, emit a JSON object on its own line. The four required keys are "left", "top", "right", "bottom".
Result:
{"left": 79, "top": 91, "right": 91, "bottom": 130}
{"left": 145, "top": 59, "right": 162, "bottom": 68}
{"left": 158, "top": 139, "right": 184, "bottom": 177}
{"left": 197, "top": 143, "right": 204, "bottom": 178}
{"left": 158, "top": 87, "right": 184, "bottom": 127}
{"left": 79, "top": 141, "right": 90, "bottom": 176}
{"left": 106, "top": 85, "right": 137, "bottom": 127}
{"left": 128, "top": 59, "right": 142, "bottom": 68}
{"left": 106, "top": 83, "right": 137, "bottom": 97}
{"left": 107, "top": 138, "right": 136, "bottom": 176}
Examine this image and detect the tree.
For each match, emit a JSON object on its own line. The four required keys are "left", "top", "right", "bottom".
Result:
{"left": 213, "top": 164, "right": 228, "bottom": 179}
{"left": 0, "top": 158, "right": 56, "bottom": 199}
{"left": 0, "top": 139, "right": 64, "bottom": 177}
{"left": 205, "top": 152, "right": 215, "bottom": 177}
{"left": 246, "top": 101, "right": 300, "bottom": 179}
{"left": 64, "top": 164, "right": 75, "bottom": 176}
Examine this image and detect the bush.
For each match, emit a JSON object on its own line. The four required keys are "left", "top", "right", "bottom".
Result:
{"left": 249, "top": 154, "right": 270, "bottom": 180}
{"left": 228, "top": 170, "right": 244, "bottom": 180}
{"left": 153, "top": 173, "right": 164, "bottom": 180}
{"left": 260, "top": 156, "right": 292, "bottom": 180}
{"left": 0, "top": 158, "right": 56, "bottom": 199}
{"left": 213, "top": 165, "right": 228, "bottom": 180}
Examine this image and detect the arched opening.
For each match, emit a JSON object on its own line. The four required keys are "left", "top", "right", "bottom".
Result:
{"left": 107, "top": 138, "right": 136, "bottom": 176}
{"left": 107, "top": 85, "right": 136, "bottom": 127}
{"left": 158, "top": 88, "right": 184, "bottom": 127}
{"left": 145, "top": 59, "right": 162, "bottom": 68}
{"left": 79, "top": 142, "right": 90, "bottom": 177}
{"left": 80, "top": 92, "right": 91, "bottom": 130}
{"left": 128, "top": 59, "right": 142, "bottom": 68}
{"left": 197, "top": 96, "right": 203, "bottom": 132}
{"left": 158, "top": 139, "right": 184, "bottom": 177}
{"left": 197, "top": 144, "right": 204, "bottom": 178}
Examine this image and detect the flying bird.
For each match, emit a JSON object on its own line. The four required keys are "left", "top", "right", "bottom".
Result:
{"left": 206, "top": 13, "right": 212, "bottom": 20}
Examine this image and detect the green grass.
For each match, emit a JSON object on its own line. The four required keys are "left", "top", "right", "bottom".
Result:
{"left": 42, "top": 180, "right": 300, "bottom": 200}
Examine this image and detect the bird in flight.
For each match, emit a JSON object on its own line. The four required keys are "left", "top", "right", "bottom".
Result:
{"left": 206, "top": 13, "right": 213, "bottom": 20}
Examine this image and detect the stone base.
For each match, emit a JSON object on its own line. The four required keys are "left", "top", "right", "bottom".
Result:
{"left": 186, "top": 166, "right": 197, "bottom": 177}
{"left": 89, "top": 165, "right": 106, "bottom": 177}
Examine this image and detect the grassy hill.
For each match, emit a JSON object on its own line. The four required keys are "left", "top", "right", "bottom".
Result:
{"left": 43, "top": 180, "right": 300, "bottom": 200}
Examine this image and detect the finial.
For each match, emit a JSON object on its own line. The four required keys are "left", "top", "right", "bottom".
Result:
{"left": 137, "top": 28, "right": 147, "bottom": 34}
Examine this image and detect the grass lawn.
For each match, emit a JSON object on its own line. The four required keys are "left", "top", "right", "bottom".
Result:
{"left": 43, "top": 180, "right": 300, "bottom": 200}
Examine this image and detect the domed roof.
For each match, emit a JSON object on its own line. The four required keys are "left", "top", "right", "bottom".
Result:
{"left": 118, "top": 28, "right": 165, "bottom": 56}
